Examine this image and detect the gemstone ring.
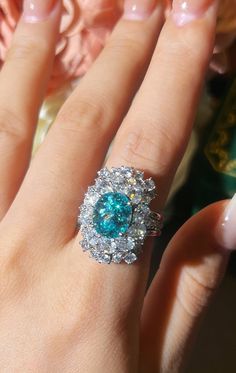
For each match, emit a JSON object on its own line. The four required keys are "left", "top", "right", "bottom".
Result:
{"left": 78, "top": 166, "right": 163, "bottom": 264}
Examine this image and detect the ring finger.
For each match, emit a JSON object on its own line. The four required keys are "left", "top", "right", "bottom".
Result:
{"left": 76, "top": 0, "right": 219, "bottom": 346}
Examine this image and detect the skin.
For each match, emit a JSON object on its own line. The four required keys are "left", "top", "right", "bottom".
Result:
{"left": 0, "top": 1, "right": 231, "bottom": 372}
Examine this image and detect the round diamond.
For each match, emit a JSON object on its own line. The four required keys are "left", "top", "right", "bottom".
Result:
{"left": 112, "top": 252, "right": 123, "bottom": 263}
{"left": 128, "top": 189, "right": 143, "bottom": 204}
{"left": 128, "top": 224, "right": 147, "bottom": 241}
{"left": 127, "top": 238, "right": 136, "bottom": 251}
{"left": 124, "top": 252, "right": 137, "bottom": 264}
{"left": 84, "top": 192, "right": 100, "bottom": 205}
{"left": 143, "top": 178, "right": 156, "bottom": 191}
{"left": 93, "top": 192, "right": 133, "bottom": 239}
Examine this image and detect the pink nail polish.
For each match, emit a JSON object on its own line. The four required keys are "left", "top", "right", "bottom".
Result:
{"left": 217, "top": 194, "right": 236, "bottom": 251}
{"left": 123, "top": 0, "right": 157, "bottom": 21}
{"left": 23, "top": 0, "right": 57, "bottom": 22}
{"left": 172, "top": 0, "right": 216, "bottom": 26}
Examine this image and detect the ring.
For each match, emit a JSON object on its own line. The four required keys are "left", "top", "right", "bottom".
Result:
{"left": 78, "top": 166, "right": 163, "bottom": 264}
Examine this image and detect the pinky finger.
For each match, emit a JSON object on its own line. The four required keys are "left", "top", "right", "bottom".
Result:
{"left": 140, "top": 198, "right": 235, "bottom": 373}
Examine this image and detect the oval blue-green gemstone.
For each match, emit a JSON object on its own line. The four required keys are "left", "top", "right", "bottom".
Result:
{"left": 93, "top": 192, "right": 132, "bottom": 238}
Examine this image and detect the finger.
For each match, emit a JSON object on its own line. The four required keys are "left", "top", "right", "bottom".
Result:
{"left": 140, "top": 201, "right": 231, "bottom": 373}
{"left": 107, "top": 1, "right": 219, "bottom": 207}
{"left": 0, "top": 0, "right": 61, "bottom": 217}
{"left": 68, "top": 0, "right": 219, "bottom": 353}
{"left": 87, "top": 2, "right": 218, "bottom": 302}
{"left": 3, "top": 4, "right": 165, "bottom": 244}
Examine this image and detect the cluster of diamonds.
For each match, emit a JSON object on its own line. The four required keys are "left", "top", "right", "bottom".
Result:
{"left": 78, "top": 166, "right": 162, "bottom": 265}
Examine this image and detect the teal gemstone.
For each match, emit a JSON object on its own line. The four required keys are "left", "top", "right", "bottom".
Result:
{"left": 93, "top": 192, "right": 133, "bottom": 238}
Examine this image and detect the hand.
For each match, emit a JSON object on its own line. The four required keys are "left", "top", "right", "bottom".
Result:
{"left": 0, "top": 0, "right": 232, "bottom": 372}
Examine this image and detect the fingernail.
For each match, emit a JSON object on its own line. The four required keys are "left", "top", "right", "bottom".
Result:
{"left": 23, "top": 0, "right": 57, "bottom": 22}
{"left": 172, "top": 0, "right": 216, "bottom": 26}
{"left": 218, "top": 194, "right": 236, "bottom": 251}
{"left": 123, "top": 0, "right": 157, "bottom": 21}
{"left": 210, "top": 53, "right": 229, "bottom": 75}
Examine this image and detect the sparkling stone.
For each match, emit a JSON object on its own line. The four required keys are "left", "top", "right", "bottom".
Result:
{"left": 84, "top": 191, "right": 100, "bottom": 205}
{"left": 143, "top": 178, "right": 156, "bottom": 191}
{"left": 81, "top": 224, "right": 92, "bottom": 237}
{"left": 100, "top": 254, "right": 112, "bottom": 264}
{"left": 129, "top": 224, "right": 147, "bottom": 241}
{"left": 127, "top": 238, "right": 136, "bottom": 250}
{"left": 110, "top": 240, "right": 118, "bottom": 254}
{"left": 97, "top": 168, "right": 110, "bottom": 178}
{"left": 90, "top": 236, "right": 99, "bottom": 246}
{"left": 119, "top": 166, "right": 133, "bottom": 178}
{"left": 127, "top": 189, "right": 143, "bottom": 204}
{"left": 116, "top": 237, "right": 128, "bottom": 251}
{"left": 142, "top": 191, "right": 157, "bottom": 204}
{"left": 135, "top": 204, "right": 150, "bottom": 216}
{"left": 115, "top": 237, "right": 135, "bottom": 253}
{"left": 133, "top": 170, "right": 144, "bottom": 180}
{"left": 133, "top": 204, "right": 151, "bottom": 224}
{"left": 91, "top": 251, "right": 111, "bottom": 264}
{"left": 79, "top": 208, "right": 93, "bottom": 225}
{"left": 80, "top": 240, "right": 91, "bottom": 251}
{"left": 93, "top": 192, "right": 133, "bottom": 239}
{"left": 128, "top": 177, "right": 137, "bottom": 186}
{"left": 95, "top": 178, "right": 112, "bottom": 193}
{"left": 124, "top": 252, "right": 137, "bottom": 264}
{"left": 112, "top": 252, "right": 123, "bottom": 263}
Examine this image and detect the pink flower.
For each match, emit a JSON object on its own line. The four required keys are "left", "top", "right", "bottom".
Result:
{"left": 0, "top": 0, "right": 236, "bottom": 96}
{"left": 0, "top": 0, "right": 123, "bottom": 94}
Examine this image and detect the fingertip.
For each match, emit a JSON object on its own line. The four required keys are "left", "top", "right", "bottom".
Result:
{"left": 22, "top": 0, "right": 61, "bottom": 23}
{"left": 215, "top": 194, "right": 236, "bottom": 253}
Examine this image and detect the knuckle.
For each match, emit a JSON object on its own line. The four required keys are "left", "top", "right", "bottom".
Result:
{"left": 56, "top": 97, "right": 106, "bottom": 135}
{"left": 0, "top": 237, "right": 28, "bottom": 299}
{"left": 118, "top": 128, "right": 157, "bottom": 169}
{"left": 6, "top": 38, "right": 47, "bottom": 63}
{"left": 118, "top": 122, "right": 177, "bottom": 174}
{"left": 72, "top": 264, "right": 133, "bottom": 334}
{"left": 177, "top": 268, "right": 217, "bottom": 318}
{"left": 0, "top": 108, "right": 29, "bottom": 143}
{"left": 107, "top": 34, "right": 144, "bottom": 60}
{"left": 158, "top": 26, "right": 211, "bottom": 69}
{"left": 7, "top": 41, "right": 35, "bottom": 63}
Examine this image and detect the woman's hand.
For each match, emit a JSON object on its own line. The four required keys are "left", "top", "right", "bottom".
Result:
{"left": 0, "top": 0, "right": 233, "bottom": 372}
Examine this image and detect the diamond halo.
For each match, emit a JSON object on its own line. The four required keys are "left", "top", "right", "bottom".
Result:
{"left": 78, "top": 166, "right": 163, "bottom": 264}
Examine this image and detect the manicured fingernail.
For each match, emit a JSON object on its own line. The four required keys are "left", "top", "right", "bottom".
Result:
{"left": 23, "top": 0, "right": 57, "bottom": 22}
{"left": 172, "top": 0, "right": 216, "bottom": 26}
{"left": 218, "top": 194, "right": 236, "bottom": 251}
{"left": 123, "top": 0, "right": 157, "bottom": 20}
